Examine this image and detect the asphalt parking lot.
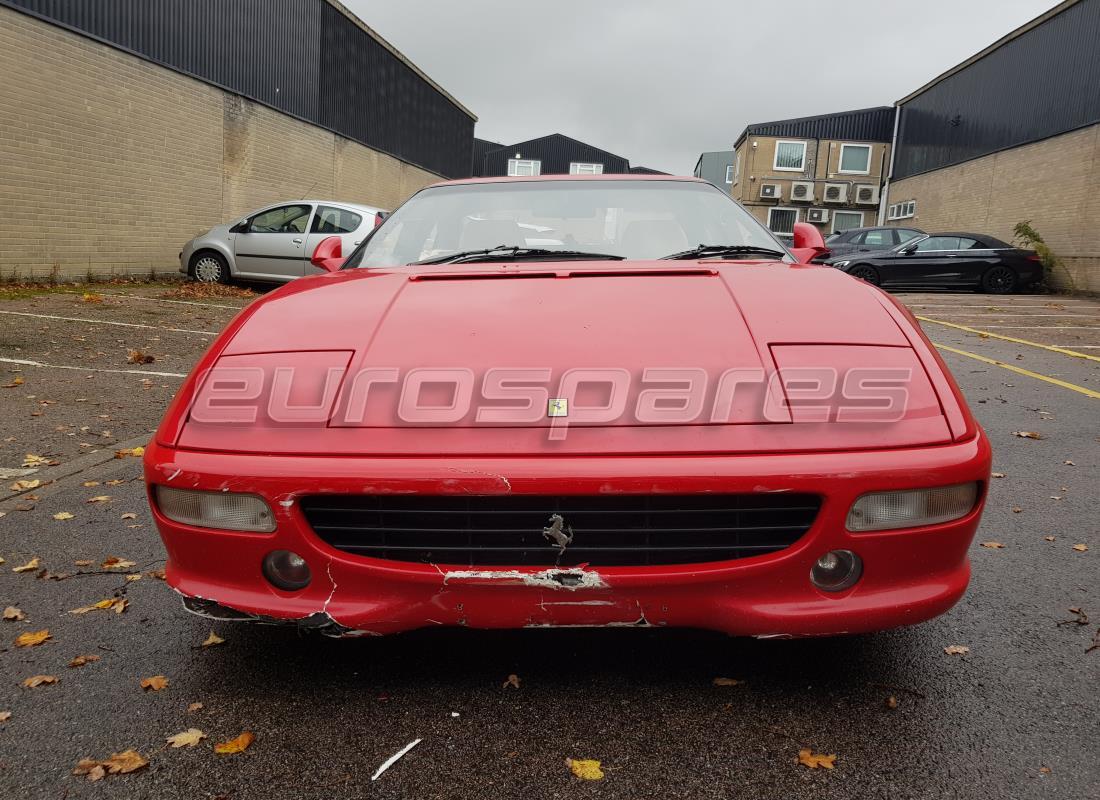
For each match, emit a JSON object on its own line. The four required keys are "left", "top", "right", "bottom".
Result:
{"left": 0, "top": 284, "right": 1097, "bottom": 799}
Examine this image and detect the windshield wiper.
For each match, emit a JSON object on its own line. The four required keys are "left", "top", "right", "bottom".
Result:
{"left": 660, "top": 244, "right": 788, "bottom": 260}
{"left": 412, "top": 246, "right": 625, "bottom": 266}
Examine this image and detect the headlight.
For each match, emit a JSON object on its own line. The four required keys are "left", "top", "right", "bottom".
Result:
{"left": 846, "top": 483, "right": 979, "bottom": 532}
{"left": 155, "top": 486, "right": 276, "bottom": 532}
{"left": 832, "top": 260, "right": 850, "bottom": 268}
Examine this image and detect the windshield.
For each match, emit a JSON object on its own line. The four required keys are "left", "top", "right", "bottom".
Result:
{"left": 345, "top": 180, "right": 791, "bottom": 268}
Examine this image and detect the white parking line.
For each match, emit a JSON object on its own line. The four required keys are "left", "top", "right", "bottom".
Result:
{"left": 913, "top": 313, "right": 1100, "bottom": 318}
{"left": 975, "top": 325, "right": 1100, "bottom": 330}
{"left": 0, "top": 356, "right": 186, "bottom": 378}
{"left": 0, "top": 310, "right": 217, "bottom": 336}
{"left": 97, "top": 292, "right": 246, "bottom": 311}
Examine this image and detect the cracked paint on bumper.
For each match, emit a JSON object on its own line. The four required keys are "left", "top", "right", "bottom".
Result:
{"left": 144, "top": 433, "right": 990, "bottom": 637}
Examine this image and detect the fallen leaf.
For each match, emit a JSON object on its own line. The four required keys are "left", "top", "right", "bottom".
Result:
{"left": 990, "top": 472, "right": 1006, "bottom": 478}
{"left": 214, "top": 731, "right": 255, "bottom": 754}
{"left": 82, "top": 481, "right": 100, "bottom": 487}
{"left": 1064, "top": 460, "right": 1075, "bottom": 466}
{"left": 147, "top": 569, "right": 166, "bottom": 580}
{"left": 187, "top": 702, "right": 204, "bottom": 713}
{"left": 1012, "top": 431, "right": 1044, "bottom": 440}
{"left": 885, "top": 695, "right": 898, "bottom": 710}
{"left": 2, "top": 376, "right": 25, "bottom": 388}
{"left": 22, "top": 674, "right": 58, "bottom": 688}
{"left": 86, "top": 495, "right": 111, "bottom": 504}
{"left": 74, "top": 559, "right": 94, "bottom": 566}
{"left": 0, "top": 711, "right": 10, "bottom": 722}
{"left": 1039, "top": 766, "right": 1052, "bottom": 774}
{"left": 502, "top": 673, "right": 521, "bottom": 690}
{"left": 712, "top": 677, "right": 745, "bottom": 686}
{"left": 980, "top": 541, "right": 1005, "bottom": 549}
{"left": 12, "top": 557, "right": 40, "bottom": 573}
{"left": 70, "top": 597, "right": 127, "bottom": 615}
{"left": 1044, "top": 535, "right": 1056, "bottom": 541}
{"left": 68, "top": 654, "right": 101, "bottom": 667}
{"left": 73, "top": 749, "right": 148, "bottom": 781}
{"left": 120, "top": 512, "right": 137, "bottom": 520}
{"left": 52, "top": 512, "right": 75, "bottom": 521}
{"left": 798, "top": 749, "right": 836, "bottom": 770}
{"left": 114, "top": 446, "right": 145, "bottom": 459}
{"left": 1073, "top": 544, "right": 1089, "bottom": 552}
{"left": 106, "top": 479, "right": 125, "bottom": 486}
{"left": 126, "top": 349, "right": 155, "bottom": 364}
{"left": 125, "top": 574, "right": 142, "bottom": 582}
{"left": 566, "top": 758, "right": 604, "bottom": 780}
{"left": 201, "top": 631, "right": 225, "bottom": 648}
{"left": 101, "top": 556, "right": 136, "bottom": 570}
{"left": 140, "top": 675, "right": 168, "bottom": 692}
{"left": 81, "top": 292, "right": 104, "bottom": 304}
{"left": 167, "top": 728, "right": 207, "bottom": 748}
{"left": 944, "top": 645, "right": 970, "bottom": 656}
{"left": 21, "top": 453, "right": 48, "bottom": 467}
{"left": 1012, "top": 506, "right": 1023, "bottom": 514}
{"left": 3, "top": 606, "right": 25, "bottom": 621}
{"left": 14, "top": 629, "right": 50, "bottom": 648}
{"left": 9, "top": 479, "right": 41, "bottom": 491}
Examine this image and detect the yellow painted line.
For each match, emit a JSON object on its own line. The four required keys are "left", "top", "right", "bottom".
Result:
{"left": 917, "top": 316, "right": 1100, "bottom": 363}
{"left": 933, "top": 343, "right": 1100, "bottom": 399}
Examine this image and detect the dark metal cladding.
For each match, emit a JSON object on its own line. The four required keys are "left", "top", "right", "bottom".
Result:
{"left": 894, "top": 0, "right": 1100, "bottom": 179}
{"left": 1, "top": 0, "right": 475, "bottom": 178}
{"left": 735, "top": 107, "right": 895, "bottom": 148}
{"left": 480, "top": 134, "right": 632, "bottom": 176}
{"left": 470, "top": 137, "right": 504, "bottom": 178}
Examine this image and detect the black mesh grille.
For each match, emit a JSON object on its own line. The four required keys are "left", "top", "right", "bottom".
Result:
{"left": 299, "top": 494, "right": 821, "bottom": 567}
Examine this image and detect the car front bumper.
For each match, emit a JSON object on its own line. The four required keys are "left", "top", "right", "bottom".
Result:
{"left": 144, "top": 433, "right": 990, "bottom": 638}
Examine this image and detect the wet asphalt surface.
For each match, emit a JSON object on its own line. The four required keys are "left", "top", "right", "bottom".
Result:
{"left": 0, "top": 285, "right": 1098, "bottom": 799}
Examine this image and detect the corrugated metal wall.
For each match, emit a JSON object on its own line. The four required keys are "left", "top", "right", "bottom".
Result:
{"left": 738, "top": 108, "right": 895, "bottom": 147}
{"left": 1, "top": 0, "right": 474, "bottom": 178}
{"left": 481, "top": 134, "right": 631, "bottom": 176}
{"left": 894, "top": 0, "right": 1100, "bottom": 179}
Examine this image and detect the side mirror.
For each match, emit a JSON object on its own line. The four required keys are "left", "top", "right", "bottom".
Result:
{"left": 901, "top": 244, "right": 918, "bottom": 255}
{"left": 789, "top": 222, "right": 828, "bottom": 264}
{"left": 229, "top": 219, "right": 249, "bottom": 234}
{"left": 310, "top": 235, "right": 345, "bottom": 272}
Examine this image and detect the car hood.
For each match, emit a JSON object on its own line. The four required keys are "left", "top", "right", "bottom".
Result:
{"left": 168, "top": 261, "right": 960, "bottom": 455}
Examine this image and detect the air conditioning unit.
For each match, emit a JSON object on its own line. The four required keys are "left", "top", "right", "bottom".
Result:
{"left": 759, "top": 182, "right": 782, "bottom": 200}
{"left": 854, "top": 184, "right": 880, "bottom": 205}
{"left": 790, "top": 181, "right": 815, "bottom": 202}
{"left": 822, "top": 183, "right": 849, "bottom": 203}
{"left": 806, "top": 208, "right": 830, "bottom": 224}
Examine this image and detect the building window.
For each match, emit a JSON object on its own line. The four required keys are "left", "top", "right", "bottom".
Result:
{"left": 767, "top": 207, "right": 799, "bottom": 236}
{"left": 832, "top": 210, "right": 864, "bottom": 232}
{"left": 887, "top": 200, "right": 917, "bottom": 220}
{"left": 732, "top": 153, "right": 740, "bottom": 183}
{"left": 838, "top": 144, "right": 872, "bottom": 175}
{"left": 569, "top": 162, "right": 604, "bottom": 175}
{"left": 773, "top": 140, "right": 807, "bottom": 172}
{"left": 725, "top": 164, "right": 734, "bottom": 183}
{"left": 508, "top": 159, "right": 541, "bottom": 177}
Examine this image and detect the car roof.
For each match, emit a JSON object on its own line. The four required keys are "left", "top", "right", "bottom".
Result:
{"left": 429, "top": 174, "right": 708, "bottom": 188}
{"left": 308, "top": 200, "right": 386, "bottom": 213}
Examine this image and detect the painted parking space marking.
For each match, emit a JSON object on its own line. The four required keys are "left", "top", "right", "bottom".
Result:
{"left": 97, "top": 292, "right": 246, "bottom": 311}
{"left": 916, "top": 316, "right": 1100, "bottom": 363}
{"left": 932, "top": 344, "right": 1100, "bottom": 400}
{"left": 0, "top": 309, "right": 217, "bottom": 336}
{"left": 0, "top": 356, "right": 186, "bottom": 378}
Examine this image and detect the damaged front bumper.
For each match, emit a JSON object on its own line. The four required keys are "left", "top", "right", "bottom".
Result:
{"left": 146, "top": 434, "right": 990, "bottom": 638}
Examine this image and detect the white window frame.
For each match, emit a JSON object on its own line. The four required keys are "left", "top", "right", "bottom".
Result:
{"left": 724, "top": 164, "right": 734, "bottom": 184}
{"left": 508, "top": 158, "right": 541, "bottom": 177}
{"left": 766, "top": 206, "right": 800, "bottom": 235}
{"left": 887, "top": 201, "right": 916, "bottom": 221}
{"left": 773, "top": 140, "right": 807, "bottom": 172}
{"left": 732, "top": 153, "right": 740, "bottom": 184}
{"left": 832, "top": 210, "right": 865, "bottom": 232}
{"left": 569, "top": 162, "right": 604, "bottom": 175}
{"left": 838, "top": 143, "right": 873, "bottom": 175}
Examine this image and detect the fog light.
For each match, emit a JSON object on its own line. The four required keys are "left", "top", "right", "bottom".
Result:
{"left": 262, "top": 550, "right": 311, "bottom": 591}
{"left": 846, "top": 483, "right": 979, "bottom": 532}
{"left": 155, "top": 486, "right": 275, "bottom": 532}
{"left": 810, "top": 549, "right": 862, "bottom": 592}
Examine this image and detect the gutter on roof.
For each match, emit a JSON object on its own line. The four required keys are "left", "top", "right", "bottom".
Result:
{"left": 895, "top": 0, "right": 1080, "bottom": 106}
{"left": 325, "top": 0, "right": 477, "bottom": 120}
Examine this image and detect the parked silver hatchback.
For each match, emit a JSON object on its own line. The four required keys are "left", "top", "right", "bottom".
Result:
{"left": 179, "top": 200, "right": 386, "bottom": 283}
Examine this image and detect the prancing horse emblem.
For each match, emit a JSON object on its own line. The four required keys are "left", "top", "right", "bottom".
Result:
{"left": 542, "top": 513, "right": 573, "bottom": 553}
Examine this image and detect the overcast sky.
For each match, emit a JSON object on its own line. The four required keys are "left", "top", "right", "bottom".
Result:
{"left": 346, "top": 0, "right": 1059, "bottom": 174}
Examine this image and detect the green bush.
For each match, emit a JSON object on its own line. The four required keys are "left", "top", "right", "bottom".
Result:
{"left": 1013, "top": 220, "right": 1070, "bottom": 291}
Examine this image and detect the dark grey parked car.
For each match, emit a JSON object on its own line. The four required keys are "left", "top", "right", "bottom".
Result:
{"left": 814, "top": 226, "right": 925, "bottom": 263}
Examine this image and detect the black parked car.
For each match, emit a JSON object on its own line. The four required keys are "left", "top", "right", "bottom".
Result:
{"left": 826, "top": 232, "right": 1042, "bottom": 293}
{"left": 815, "top": 225, "right": 925, "bottom": 263}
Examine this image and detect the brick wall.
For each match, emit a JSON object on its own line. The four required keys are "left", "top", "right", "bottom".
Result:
{"left": 0, "top": 7, "right": 441, "bottom": 279}
{"left": 886, "top": 124, "right": 1100, "bottom": 293}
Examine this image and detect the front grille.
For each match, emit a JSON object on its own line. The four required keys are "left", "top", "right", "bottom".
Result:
{"left": 299, "top": 494, "right": 821, "bottom": 567}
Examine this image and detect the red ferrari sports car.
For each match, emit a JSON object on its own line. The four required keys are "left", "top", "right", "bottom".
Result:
{"left": 145, "top": 175, "right": 990, "bottom": 638}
